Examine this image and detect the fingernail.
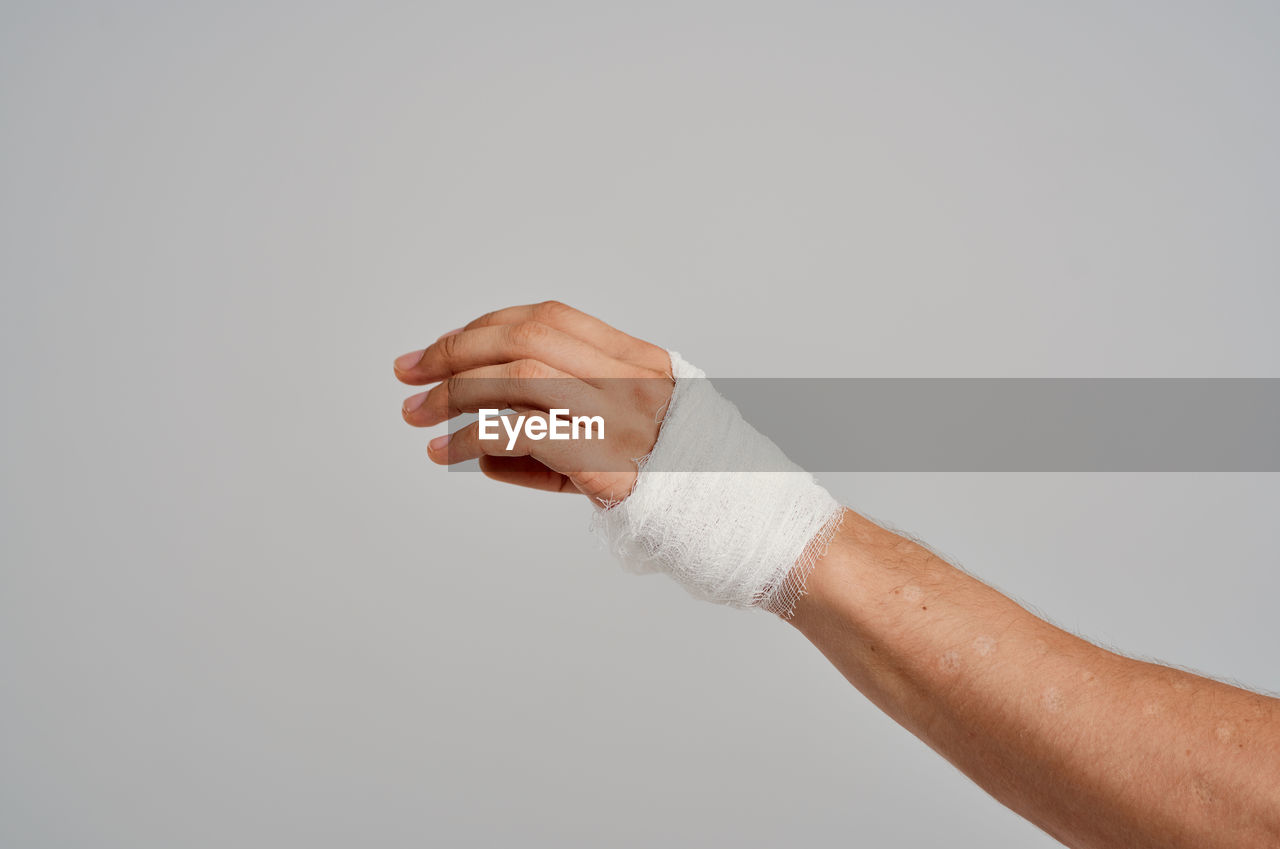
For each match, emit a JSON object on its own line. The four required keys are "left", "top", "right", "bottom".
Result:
{"left": 395, "top": 349, "right": 426, "bottom": 372}
{"left": 403, "top": 391, "right": 429, "bottom": 414}
{"left": 436, "top": 326, "right": 465, "bottom": 341}
{"left": 429, "top": 433, "right": 451, "bottom": 453}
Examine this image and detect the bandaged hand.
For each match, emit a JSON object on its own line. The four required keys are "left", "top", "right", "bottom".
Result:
{"left": 395, "top": 301, "right": 844, "bottom": 616}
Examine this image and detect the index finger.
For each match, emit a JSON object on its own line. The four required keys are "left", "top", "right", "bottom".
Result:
{"left": 462, "top": 301, "right": 671, "bottom": 373}
{"left": 395, "top": 321, "right": 632, "bottom": 386}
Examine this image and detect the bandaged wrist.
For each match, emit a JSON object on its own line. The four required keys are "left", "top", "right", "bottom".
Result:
{"left": 590, "top": 351, "right": 845, "bottom": 618}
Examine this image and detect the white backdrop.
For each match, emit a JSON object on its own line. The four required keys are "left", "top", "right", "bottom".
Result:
{"left": 3, "top": 2, "right": 1278, "bottom": 846}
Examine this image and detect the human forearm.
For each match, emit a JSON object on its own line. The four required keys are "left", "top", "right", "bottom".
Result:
{"left": 398, "top": 304, "right": 1280, "bottom": 845}
{"left": 789, "top": 510, "right": 1280, "bottom": 848}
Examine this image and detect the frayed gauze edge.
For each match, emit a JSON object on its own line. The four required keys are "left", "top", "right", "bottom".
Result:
{"left": 590, "top": 351, "right": 846, "bottom": 619}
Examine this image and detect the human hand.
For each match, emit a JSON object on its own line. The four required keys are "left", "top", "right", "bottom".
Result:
{"left": 394, "top": 301, "right": 674, "bottom": 505}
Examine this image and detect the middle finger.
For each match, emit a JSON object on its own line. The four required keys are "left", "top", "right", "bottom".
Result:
{"left": 402, "top": 359, "right": 599, "bottom": 428}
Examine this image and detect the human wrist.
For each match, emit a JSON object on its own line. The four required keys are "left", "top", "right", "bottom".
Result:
{"left": 591, "top": 351, "right": 845, "bottom": 615}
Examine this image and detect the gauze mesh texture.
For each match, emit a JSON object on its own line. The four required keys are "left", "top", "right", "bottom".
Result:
{"left": 590, "top": 351, "right": 846, "bottom": 618}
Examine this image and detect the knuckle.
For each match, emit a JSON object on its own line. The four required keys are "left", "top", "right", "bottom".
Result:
{"left": 639, "top": 343, "right": 673, "bottom": 373}
{"left": 444, "top": 374, "right": 467, "bottom": 407}
{"left": 619, "top": 423, "right": 658, "bottom": 458}
{"left": 438, "top": 330, "right": 464, "bottom": 362}
{"left": 533, "top": 299, "right": 572, "bottom": 323}
{"left": 628, "top": 374, "right": 672, "bottom": 411}
{"left": 511, "top": 358, "right": 550, "bottom": 384}
{"left": 509, "top": 320, "right": 550, "bottom": 350}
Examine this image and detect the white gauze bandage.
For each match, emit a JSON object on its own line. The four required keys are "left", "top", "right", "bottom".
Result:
{"left": 590, "top": 351, "right": 846, "bottom": 618}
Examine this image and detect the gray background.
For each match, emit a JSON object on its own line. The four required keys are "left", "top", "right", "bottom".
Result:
{"left": 2, "top": 2, "right": 1277, "bottom": 847}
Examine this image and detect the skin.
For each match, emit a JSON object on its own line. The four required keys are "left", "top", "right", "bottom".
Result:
{"left": 396, "top": 301, "right": 1280, "bottom": 849}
